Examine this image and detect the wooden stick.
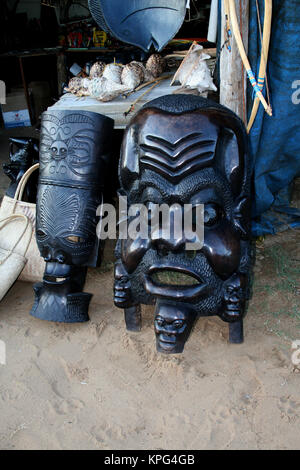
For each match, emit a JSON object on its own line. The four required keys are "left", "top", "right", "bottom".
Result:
{"left": 166, "top": 48, "right": 217, "bottom": 58}
{"left": 247, "top": 0, "right": 272, "bottom": 132}
{"left": 124, "top": 79, "right": 168, "bottom": 117}
{"left": 123, "top": 74, "right": 172, "bottom": 98}
{"left": 228, "top": 0, "right": 272, "bottom": 116}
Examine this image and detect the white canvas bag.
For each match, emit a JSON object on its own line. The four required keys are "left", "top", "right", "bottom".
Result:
{"left": 0, "top": 163, "right": 45, "bottom": 284}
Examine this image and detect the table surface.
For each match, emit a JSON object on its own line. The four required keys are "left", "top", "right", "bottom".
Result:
{"left": 49, "top": 75, "right": 181, "bottom": 129}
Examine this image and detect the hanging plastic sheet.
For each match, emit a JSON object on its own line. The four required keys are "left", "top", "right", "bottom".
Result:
{"left": 247, "top": 0, "right": 300, "bottom": 236}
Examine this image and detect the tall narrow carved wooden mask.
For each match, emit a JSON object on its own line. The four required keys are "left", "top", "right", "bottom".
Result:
{"left": 31, "top": 110, "right": 114, "bottom": 323}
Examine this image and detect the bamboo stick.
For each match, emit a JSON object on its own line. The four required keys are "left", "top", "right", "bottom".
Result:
{"left": 247, "top": 0, "right": 272, "bottom": 132}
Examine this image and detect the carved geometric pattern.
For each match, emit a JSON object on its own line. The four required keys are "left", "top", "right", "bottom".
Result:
{"left": 140, "top": 133, "right": 216, "bottom": 180}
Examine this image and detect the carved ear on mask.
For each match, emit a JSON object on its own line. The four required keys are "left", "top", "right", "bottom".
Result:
{"left": 212, "top": 111, "right": 250, "bottom": 239}
{"left": 232, "top": 196, "right": 251, "bottom": 237}
{"left": 215, "top": 127, "right": 245, "bottom": 199}
{"left": 119, "top": 125, "right": 139, "bottom": 191}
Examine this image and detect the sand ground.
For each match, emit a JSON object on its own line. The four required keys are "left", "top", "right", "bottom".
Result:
{"left": 0, "top": 229, "right": 299, "bottom": 450}
{"left": 0, "top": 129, "right": 299, "bottom": 450}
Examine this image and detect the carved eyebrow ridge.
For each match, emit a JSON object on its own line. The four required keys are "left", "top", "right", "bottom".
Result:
{"left": 141, "top": 151, "right": 214, "bottom": 172}
{"left": 146, "top": 133, "right": 204, "bottom": 150}
{"left": 139, "top": 132, "right": 216, "bottom": 181}
{"left": 140, "top": 154, "right": 214, "bottom": 180}
{"left": 140, "top": 140, "right": 215, "bottom": 161}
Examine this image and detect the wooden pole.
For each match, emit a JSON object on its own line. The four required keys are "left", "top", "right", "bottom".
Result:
{"left": 57, "top": 52, "right": 68, "bottom": 97}
{"left": 220, "top": 0, "right": 249, "bottom": 122}
{"left": 228, "top": 0, "right": 271, "bottom": 116}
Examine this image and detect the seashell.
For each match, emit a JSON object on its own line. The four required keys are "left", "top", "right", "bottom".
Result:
{"left": 88, "top": 77, "right": 129, "bottom": 101}
{"left": 176, "top": 46, "right": 217, "bottom": 93}
{"left": 128, "top": 62, "right": 145, "bottom": 81}
{"left": 121, "top": 62, "right": 144, "bottom": 90}
{"left": 102, "top": 63, "right": 123, "bottom": 84}
{"left": 78, "top": 77, "right": 91, "bottom": 96}
{"left": 65, "top": 77, "right": 83, "bottom": 94}
{"left": 146, "top": 54, "right": 166, "bottom": 78}
{"left": 130, "top": 61, "right": 154, "bottom": 82}
{"left": 65, "top": 77, "right": 91, "bottom": 96}
{"left": 90, "top": 61, "right": 106, "bottom": 78}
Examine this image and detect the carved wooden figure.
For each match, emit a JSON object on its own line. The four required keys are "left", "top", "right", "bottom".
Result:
{"left": 31, "top": 110, "right": 114, "bottom": 323}
{"left": 114, "top": 95, "right": 252, "bottom": 353}
{"left": 3, "top": 137, "right": 39, "bottom": 201}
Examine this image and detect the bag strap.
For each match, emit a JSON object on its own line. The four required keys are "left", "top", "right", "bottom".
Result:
{"left": 13, "top": 163, "right": 40, "bottom": 204}
{"left": 0, "top": 214, "right": 31, "bottom": 264}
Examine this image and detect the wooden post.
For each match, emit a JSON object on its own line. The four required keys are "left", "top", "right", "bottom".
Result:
{"left": 19, "top": 56, "right": 34, "bottom": 125}
{"left": 57, "top": 52, "right": 68, "bottom": 97}
{"left": 220, "top": 0, "right": 249, "bottom": 122}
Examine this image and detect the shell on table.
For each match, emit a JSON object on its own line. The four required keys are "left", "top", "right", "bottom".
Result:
{"left": 64, "top": 55, "right": 167, "bottom": 100}
{"left": 175, "top": 46, "right": 217, "bottom": 93}
{"left": 146, "top": 54, "right": 166, "bottom": 78}
{"left": 89, "top": 61, "right": 106, "bottom": 78}
{"left": 65, "top": 77, "right": 83, "bottom": 94}
{"left": 79, "top": 77, "right": 91, "bottom": 96}
{"left": 88, "top": 77, "right": 130, "bottom": 101}
{"left": 102, "top": 63, "right": 123, "bottom": 84}
{"left": 130, "top": 61, "right": 154, "bottom": 82}
{"left": 121, "top": 62, "right": 144, "bottom": 90}
{"left": 65, "top": 77, "right": 90, "bottom": 96}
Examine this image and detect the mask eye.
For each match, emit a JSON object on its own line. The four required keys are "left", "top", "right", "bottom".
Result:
{"left": 204, "top": 204, "right": 223, "bottom": 227}
{"left": 65, "top": 236, "right": 85, "bottom": 243}
{"left": 37, "top": 229, "right": 47, "bottom": 240}
{"left": 173, "top": 320, "right": 184, "bottom": 329}
{"left": 156, "top": 317, "right": 165, "bottom": 327}
{"left": 51, "top": 147, "right": 57, "bottom": 154}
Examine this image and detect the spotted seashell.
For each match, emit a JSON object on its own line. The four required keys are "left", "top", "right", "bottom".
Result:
{"left": 66, "top": 77, "right": 83, "bottom": 94}
{"left": 88, "top": 77, "right": 129, "bottom": 101}
{"left": 102, "top": 63, "right": 123, "bottom": 84}
{"left": 128, "top": 62, "right": 145, "bottom": 81}
{"left": 89, "top": 61, "right": 105, "bottom": 78}
{"left": 121, "top": 62, "right": 144, "bottom": 90}
{"left": 146, "top": 54, "right": 166, "bottom": 78}
{"left": 79, "top": 77, "right": 91, "bottom": 96}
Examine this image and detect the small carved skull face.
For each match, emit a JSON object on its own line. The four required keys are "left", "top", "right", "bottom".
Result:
{"left": 50, "top": 140, "right": 68, "bottom": 160}
{"left": 154, "top": 302, "right": 196, "bottom": 354}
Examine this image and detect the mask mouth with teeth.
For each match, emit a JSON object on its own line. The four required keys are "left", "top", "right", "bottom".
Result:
{"left": 31, "top": 110, "right": 114, "bottom": 323}
{"left": 114, "top": 94, "right": 253, "bottom": 353}
{"left": 88, "top": 0, "right": 187, "bottom": 51}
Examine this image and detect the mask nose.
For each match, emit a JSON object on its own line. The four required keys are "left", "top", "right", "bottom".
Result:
{"left": 229, "top": 293, "right": 240, "bottom": 303}
{"left": 43, "top": 249, "right": 66, "bottom": 264}
{"left": 43, "top": 251, "right": 52, "bottom": 262}
{"left": 162, "top": 324, "right": 176, "bottom": 336}
{"left": 150, "top": 205, "right": 186, "bottom": 254}
{"left": 55, "top": 253, "right": 66, "bottom": 264}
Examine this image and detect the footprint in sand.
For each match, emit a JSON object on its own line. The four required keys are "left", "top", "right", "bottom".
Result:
{"left": 278, "top": 397, "right": 300, "bottom": 423}
{"left": 208, "top": 405, "right": 238, "bottom": 448}
{"left": 54, "top": 398, "right": 85, "bottom": 416}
